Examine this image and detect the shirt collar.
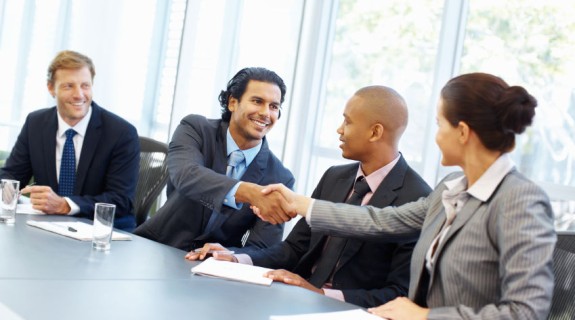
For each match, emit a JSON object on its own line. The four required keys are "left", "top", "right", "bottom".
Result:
{"left": 444, "top": 153, "right": 515, "bottom": 202}
{"left": 226, "top": 129, "right": 262, "bottom": 167}
{"left": 57, "top": 106, "right": 92, "bottom": 138}
{"left": 356, "top": 154, "right": 401, "bottom": 191}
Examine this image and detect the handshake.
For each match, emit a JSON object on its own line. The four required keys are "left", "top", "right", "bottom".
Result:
{"left": 235, "top": 182, "right": 312, "bottom": 224}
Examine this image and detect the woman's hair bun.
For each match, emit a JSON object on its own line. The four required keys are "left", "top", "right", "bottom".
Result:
{"left": 495, "top": 86, "right": 537, "bottom": 134}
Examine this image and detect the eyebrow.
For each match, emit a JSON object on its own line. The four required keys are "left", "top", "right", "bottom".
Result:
{"left": 249, "top": 95, "right": 280, "bottom": 106}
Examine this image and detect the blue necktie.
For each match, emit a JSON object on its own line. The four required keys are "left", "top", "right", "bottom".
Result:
{"left": 226, "top": 150, "right": 245, "bottom": 179}
{"left": 204, "top": 150, "right": 245, "bottom": 234}
{"left": 58, "top": 129, "right": 77, "bottom": 196}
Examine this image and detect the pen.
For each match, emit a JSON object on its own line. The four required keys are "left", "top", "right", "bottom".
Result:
{"left": 193, "top": 249, "right": 235, "bottom": 255}
{"left": 49, "top": 222, "right": 77, "bottom": 232}
{"left": 18, "top": 182, "right": 37, "bottom": 197}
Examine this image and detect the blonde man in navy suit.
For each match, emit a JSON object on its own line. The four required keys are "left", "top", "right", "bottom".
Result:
{"left": 259, "top": 73, "right": 556, "bottom": 320}
{"left": 0, "top": 50, "right": 139, "bottom": 230}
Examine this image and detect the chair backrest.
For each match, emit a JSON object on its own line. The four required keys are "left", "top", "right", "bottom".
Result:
{"left": 134, "top": 136, "right": 169, "bottom": 226}
{"left": 548, "top": 230, "right": 575, "bottom": 320}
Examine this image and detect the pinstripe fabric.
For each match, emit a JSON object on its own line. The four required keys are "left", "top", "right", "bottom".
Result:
{"left": 310, "top": 170, "right": 556, "bottom": 320}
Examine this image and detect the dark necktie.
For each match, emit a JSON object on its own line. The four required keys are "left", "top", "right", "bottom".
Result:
{"left": 58, "top": 129, "right": 77, "bottom": 197}
{"left": 204, "top": 150, "right": 245, "bottom": 233}
{"left": 308, "top": 176, "right": 371, "bottom": 287}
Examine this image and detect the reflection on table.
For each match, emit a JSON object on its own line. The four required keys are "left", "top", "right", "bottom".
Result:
{"left": 0, "top": 214, "right": 358, "bottom": 320}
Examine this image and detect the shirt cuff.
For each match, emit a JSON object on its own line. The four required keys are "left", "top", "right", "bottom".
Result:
{"left": 305, "top": 199, "right": 316, "bottom": 225}
{"left": 64, "top": 197, "right": 80, "bottom": 215}
{"left": 323, "top": 288, "right": 345, "bottom": 302}
{"left": 234, "top": 253, "right": 254, "bottom": 265}
{"left": 223, "top": 182, "right": 244, "bottom": 210}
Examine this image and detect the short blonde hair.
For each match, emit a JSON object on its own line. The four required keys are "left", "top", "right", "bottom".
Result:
{"left": 47, "top": 50, "right": 95, "bottom": 84}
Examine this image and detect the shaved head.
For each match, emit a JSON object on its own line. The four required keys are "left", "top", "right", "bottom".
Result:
{"left": 353, "top": 85, "right": 408, "bottom": 145}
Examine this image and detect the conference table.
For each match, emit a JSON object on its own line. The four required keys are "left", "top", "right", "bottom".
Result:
{"left": 0, "top": 214, "right": 359, "bottom": 320}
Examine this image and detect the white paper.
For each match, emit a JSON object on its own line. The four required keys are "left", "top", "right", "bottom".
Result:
{"left": 270, "top": 309, "right": 383, "bottom": 320}
{"left": 0, "top": 302, "right": 25, "bottom": 320}
{"left": 26, "top": 220, "right": 131, "bottom": 241}
{"left": 191, "top": 257, "right": 273, "bottom": 286}
{"left": 16, "top": 203, "right": 45, "bottom": 215}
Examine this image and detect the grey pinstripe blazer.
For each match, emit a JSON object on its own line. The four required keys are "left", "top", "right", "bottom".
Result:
{"left": 310, "top": 170, "right": 556, "bottom": 320}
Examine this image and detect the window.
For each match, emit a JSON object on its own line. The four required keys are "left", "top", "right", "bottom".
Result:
{"left": 170, "top": 0, "right": 305, "bottom": 158}
{"left": 0, "top": 0, "right": 186, "bottom": 149}
{"left": 460, "top": 0, "right": 575, "bottom": 195}
{"left": 301, "top": 0, "right": 444, "bottom": 195}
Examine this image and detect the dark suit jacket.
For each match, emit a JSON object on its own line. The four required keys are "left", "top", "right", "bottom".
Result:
{"left": 134, "top": 115, "right": 295, "bottom": 251}
{"left": 0, "top": 102, "right": 140, "bottom": 229}
{"left": 246, "top": 157, "right": 432, "bottom": 307}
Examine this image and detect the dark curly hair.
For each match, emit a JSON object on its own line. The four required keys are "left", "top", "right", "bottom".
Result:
{"left": 219, "top": 67, "right": 287, "bottom": 122}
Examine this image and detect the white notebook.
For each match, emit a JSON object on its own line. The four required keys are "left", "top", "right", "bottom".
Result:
{"left": 191, "top": 257, "right": 273, "bottom": 286}
{"left": 26, "top": 220, "right": 132, "bottom": 241}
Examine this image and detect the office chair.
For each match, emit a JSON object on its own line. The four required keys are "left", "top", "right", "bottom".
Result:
{"left": 548, "top": 230, "right": 575, "bottom": 320}
{"left": 134, "top": 136, "right": 169, "bottom": 226}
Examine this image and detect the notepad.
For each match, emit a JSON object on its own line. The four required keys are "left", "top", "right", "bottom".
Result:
{"left": 26, "top": 220, "right": 132, "bottom": 241}
{"left": 191, "top": 257, "right": 273, "bottom": 286}
{"left": 16, "top": 203, "right": 45, "bottom": 215}
{"left": 269, "top": 309, "right": 383, "bottom": 320}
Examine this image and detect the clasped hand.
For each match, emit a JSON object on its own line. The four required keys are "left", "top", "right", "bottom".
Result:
{"left": 237, "top": 182, "right": 300, "bottom": 224}
{"left": 249, "top": 183, "right": 312, "bottom": 222}
{"left": 20, "top": 185, "right": 71, "bottom": 214}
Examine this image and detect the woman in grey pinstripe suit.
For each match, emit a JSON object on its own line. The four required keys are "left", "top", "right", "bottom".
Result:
{"left": 257, "top": 73, "right": 556, "bottom": 320}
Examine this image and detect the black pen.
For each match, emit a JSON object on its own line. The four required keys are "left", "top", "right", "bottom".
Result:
{"left": 50, "top": 222, "right": 77, "bottom": 232}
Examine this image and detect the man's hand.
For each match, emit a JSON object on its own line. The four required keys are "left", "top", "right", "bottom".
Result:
{"left": 264, "top": 269, "right": 324, "bottom": 295}
{"left": 236, "top": 182, "right": 296, "bottom": 224}
{"left": 20, "top": 185, "right": 71, "bottom": 214}
{"left": 185, "top": 243, "right": 237, "bottom": 262}
{"left": 251, "top": 183, "right": 313, "bottom": 219}
{"left": 368, "top": 297, "right": 429, "bottom": 320}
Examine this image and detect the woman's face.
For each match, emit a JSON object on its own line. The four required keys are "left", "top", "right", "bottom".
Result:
{"left": 435, "top": 99, "right": 461, "bottom": 167}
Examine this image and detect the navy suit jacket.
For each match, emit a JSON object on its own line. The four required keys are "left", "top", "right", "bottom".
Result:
{"left": 246, "top": 157, "right": 432, "bottom": 307}
{"left": 134, "top": 115, "right": 295, "bottom": 251}
{"left": 0, "top": 102, "right": 139, "bottom": 229}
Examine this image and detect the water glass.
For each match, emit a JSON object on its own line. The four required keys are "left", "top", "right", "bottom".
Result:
{"left": 1, "top": 179, "right": 20, "bottom": 224}
{"left": 92, "top": 203, "right": 116, "bottom": 251}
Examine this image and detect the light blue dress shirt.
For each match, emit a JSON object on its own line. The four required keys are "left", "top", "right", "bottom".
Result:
{"left": 223, "top": 129, "right": 262, "bottom": 209}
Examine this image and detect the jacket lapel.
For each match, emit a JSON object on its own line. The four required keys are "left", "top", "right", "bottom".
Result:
{"left": 408, "top": 190, "right": 446, "bottom": 302}
{"left": 238, "top": 138, "right": 270, "bottom": 184}
{"left": 427, "top": 197, "right": 482, "bottom": 287}
{"left": 336, "top": 157, "right": 407, "bottom": 272}
{"left": 43, "top": 109, "right": 59, "bottom": 189}
{"left": 212, "top": 121, "right": 229, "bottom": 176}
{"left": 75, "top": 103, "right": 101, "bottom": 194}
